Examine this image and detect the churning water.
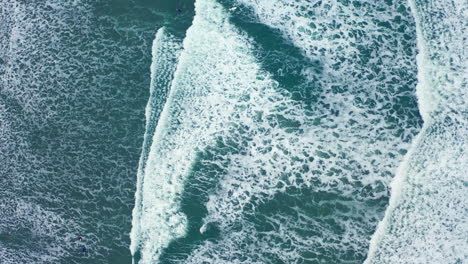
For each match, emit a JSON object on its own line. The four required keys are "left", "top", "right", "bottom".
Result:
{"left": 1, "top": 0, "right": 466, "bottom": 263}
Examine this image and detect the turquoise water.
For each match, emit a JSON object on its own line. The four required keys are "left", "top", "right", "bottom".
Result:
{"left": 1, "top": 0, "right": 466, "bottom": 263}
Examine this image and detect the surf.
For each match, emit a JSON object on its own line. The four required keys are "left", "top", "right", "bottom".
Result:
{"left": 365, "top": 0, "right": 467, "bottom": 263}
{"left": 184, "top": 1, "right": 422, "bottom": 262}
{"left": 130, "top": 27, "right": 183, "bottom": 262}
{"left": 131, "top": 0, "right": 425, "bottom": 262}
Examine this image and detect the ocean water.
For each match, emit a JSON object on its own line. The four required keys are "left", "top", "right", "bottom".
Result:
{"left": 365, "top": 0, "right": 467, "bottom": 263}
{"left": 0, "top": 0, "right": 193, "bottom": 263}
{"left": 0, "top": 0, "right": 465, "bottom": 264}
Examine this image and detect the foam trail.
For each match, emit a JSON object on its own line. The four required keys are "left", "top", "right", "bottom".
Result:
{"left": 130, "top": 27, "right": 182, "bottom": 260}
{"left": 365, "top": 0, "right": 467, "bottom": 263}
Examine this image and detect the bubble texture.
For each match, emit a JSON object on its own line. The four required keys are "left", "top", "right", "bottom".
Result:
{"left": 134, "top": 0, "right": 423, "bottom": 263}
{"left": 366, "top": 0, "right": 467, "bottom": 263}
{"left": 0, "top": 1, "right": 163, "bottom": 263}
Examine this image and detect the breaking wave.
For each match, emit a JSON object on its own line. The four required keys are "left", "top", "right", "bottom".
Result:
{"left": 130, "top": 0, "right": 435, "bottom": 263}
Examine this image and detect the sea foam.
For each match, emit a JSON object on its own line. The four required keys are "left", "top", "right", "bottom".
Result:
{"left": 365, "top": 0, "right": 467, "bottom": 263}
{"left": 1, "top": 0, "right": 160, "bottom": 262}
{"left": 130, "top": 27, "right": 183, "bottom": 260}
{"left": 137, "top": 0, "right": 422, "bottom": 263}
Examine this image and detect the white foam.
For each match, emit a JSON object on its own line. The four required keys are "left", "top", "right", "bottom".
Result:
{"left": 181, "top": 0, "right": 421, "bottom": 262}
{"left": 0, "top": 198, "right": 82, "bottom": 263}
{"left": 133, "top": 0, "right": 292, "bottom": 261}
{"left": 136, "top": 0, "right": 423, "bottom": 262}
{"left": 1, "top": 0, "right": 93, "bottom": 125}
{"left": 365, "top": 0, "right": 467, "bottom": 262}
{"left": 366, "top": 120, "right": 467, "bottom": 263}
{"left": 409, "top": 0, "right": 467, "bottom": 121}
{"left": 2, "top": 0, "right": 161, "bottom": 262}
{"left": 130, "top": 26, "right": 182, "bottom": 258}
{"left": 1, "top": 2, "right": 92, "bottom": 262}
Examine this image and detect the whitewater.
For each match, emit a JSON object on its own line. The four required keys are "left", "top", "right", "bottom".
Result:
{"left": 365, "top": 0, "right": 467, "bottom": 263}
{"left": 0, "top": 0, "right": 465, "bottom": 263}
{"left": 129, "top": 0, "right": 466, "bottom": 263}
{"left": 0, "top": 0, "right": 176, "bottom": 263}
